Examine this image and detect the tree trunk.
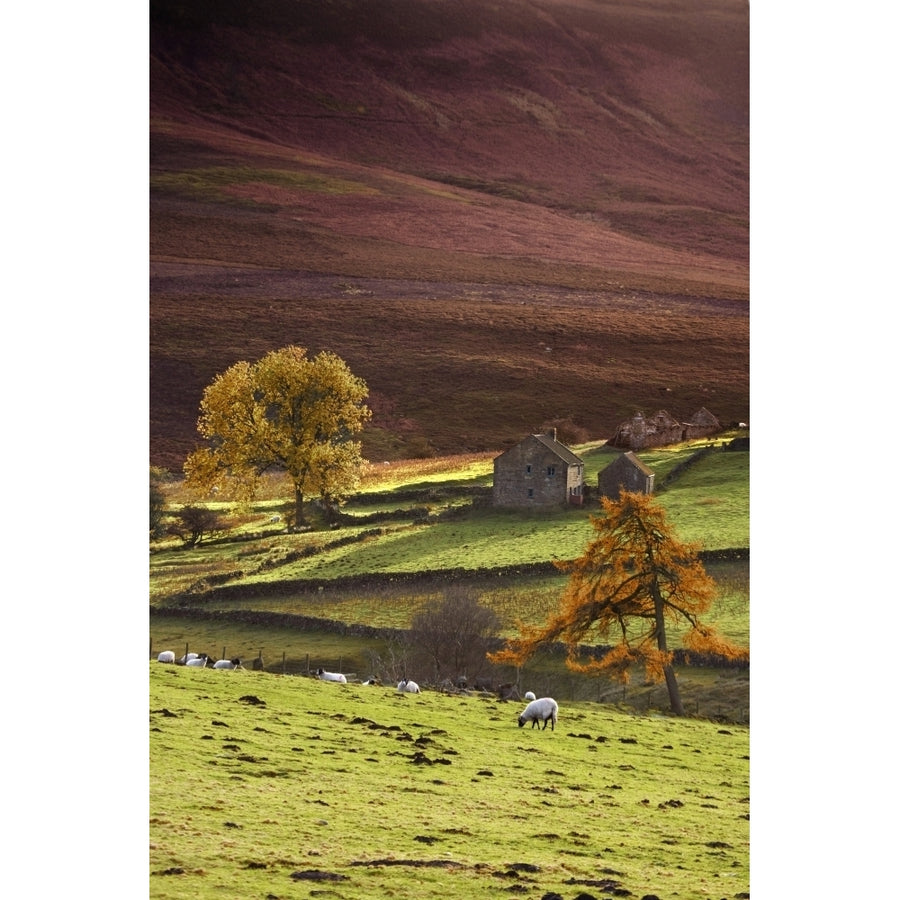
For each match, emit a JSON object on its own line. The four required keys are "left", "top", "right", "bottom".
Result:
{"left": 662, "top": 663, "right": 684, "bottom": 717}
{"left": 652, "top": 586, "right": 685, "bottom": 716}
{"left": 294, "top": 485, "right": 305, "bottom": 526}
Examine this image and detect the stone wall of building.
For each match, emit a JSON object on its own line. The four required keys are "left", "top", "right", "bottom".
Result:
{"left": 492, "top": 434, "right": 583, "bottom": 507}
{"left": 597, "top": 452, "right": 655, "bottom": 499}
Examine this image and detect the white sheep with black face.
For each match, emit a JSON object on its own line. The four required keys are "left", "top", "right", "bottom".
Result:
{"left": 517, "top": 697, "right": 558, "bottom": 731}
{"left": 316, "top": 668, "right": 347, "bottom": 683}
{"left": 213, "top": 658, "right": 242, "bottom": 670}
{"left": 397, "top": 679, "right": 420, "bottom": 694}
{"left": 185, "top": 654, "right": 209, "bottom": 668}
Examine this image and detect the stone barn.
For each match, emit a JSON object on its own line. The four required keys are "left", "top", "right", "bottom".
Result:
{"left": 597, "top": 451, "right": 655, "bottom": 499}
{"left": 492, "top": 429, "right": 584, "bottom": 508}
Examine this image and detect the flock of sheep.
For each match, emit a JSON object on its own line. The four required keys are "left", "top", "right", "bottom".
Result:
{"left": 312, "top": 670, "right": 558, "bottom": 730}
{"left": 155, "top": 652, "right": 558, "bottom": 731}
{"left": 313, "top": 669, "right": 558, "bottom": 730}
{"left": 314, "top": 668, "right": 422, "bottom": 692}
{"left": 156, "top": 651, "right": 243, "bottom": 669}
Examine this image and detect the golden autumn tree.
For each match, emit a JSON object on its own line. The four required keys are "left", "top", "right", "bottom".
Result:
{"left": 489, "top": 491, "right": 748, "bottom": 716}
{"left": 183, "top": 346, "right": 371, "bottom": 526}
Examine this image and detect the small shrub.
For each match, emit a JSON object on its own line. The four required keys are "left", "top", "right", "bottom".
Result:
{"left": 150, "top": 467, "right": 171, "bottom": 539}
{"left": 168, "top": 505, "right": 226, "bottom": 548}
{"left": 409, "top": 585, "right": 501, "bottom": 683}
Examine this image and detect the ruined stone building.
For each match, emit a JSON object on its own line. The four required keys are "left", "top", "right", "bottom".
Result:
{"left": 609, "top": 407, "right": 722, "bottom": 450}
{"left": 682, "top": 407, "right": 722, "bottom": 441}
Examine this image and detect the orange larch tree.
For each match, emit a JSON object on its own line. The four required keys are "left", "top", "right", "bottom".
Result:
{"left": 489, "top": 491, "right": 748, "bottom": 716}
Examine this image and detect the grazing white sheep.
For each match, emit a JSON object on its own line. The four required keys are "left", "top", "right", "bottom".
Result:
{"left": 524, "top": 690, "right": 537, "bottom": 701}
{"left": 316, "top": 668, "right": 347, "bottom": 683}
{"left": 517, "top": 697, "right": 558, "bottom": 731}
{"left": 179, "top": 652, "right": 199, "bottom": 665}
{"left": 213, "top": 657, "right": 242, "bottom": 670}
{"left": 185, "top": 654, "right": 208, "bottom": 668}
{"left": 397, "top": 679, "right": 420, "bottom": 693}
{"left": 157, "top": 651, "right": 175, "bottom": 664}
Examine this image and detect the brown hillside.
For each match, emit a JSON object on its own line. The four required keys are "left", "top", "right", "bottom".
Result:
{"left": 150, "top": 0, "right": 749, "bottom": 469}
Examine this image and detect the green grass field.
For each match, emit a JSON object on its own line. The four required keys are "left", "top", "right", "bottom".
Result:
{"left": 151, "top": 439, "right": 748, "bottom": 587}
{"left": 151, "top": 555, "right": 747, "bottom": 647}
{"left": 150, "top": 664, "right": 749, "bottom": 900}
{"left": 150, "top": 438, "right": 749, "bottom": 720}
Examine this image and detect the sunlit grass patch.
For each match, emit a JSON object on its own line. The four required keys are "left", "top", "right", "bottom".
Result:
{"left": 150, "top": 665, "right": 749, "bottom": 899}
{"left": 358, "top": 453, "right": 495, "bottom": 490}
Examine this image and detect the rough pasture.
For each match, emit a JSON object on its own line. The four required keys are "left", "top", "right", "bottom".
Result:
{"left": 150, "top": 664, "right": 748, "bottom": 899}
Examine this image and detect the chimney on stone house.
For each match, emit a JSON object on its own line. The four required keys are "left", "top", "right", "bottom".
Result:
{"left": 546, "top": 428, "right": 557, "bottom": 441}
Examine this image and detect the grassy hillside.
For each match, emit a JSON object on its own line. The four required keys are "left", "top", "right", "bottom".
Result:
{"left": 149, "top": 0, "right": 750, "bottom": 735}
{"left": 150, "top": 663, "right": 749, "bottom": 900}
{"left": 150, "top": 437, "right": 748, "bottom": 596}
{"left": 150, "top": 437, "right": 749, "bottom": 720}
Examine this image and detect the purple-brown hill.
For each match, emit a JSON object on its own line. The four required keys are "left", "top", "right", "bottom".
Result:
{"left": 150, "top": 0, "right": 749, "bottom": 469}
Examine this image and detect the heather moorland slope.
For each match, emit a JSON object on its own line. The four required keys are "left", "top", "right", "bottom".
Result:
{"left": 150, "top": 0, "right": 749, "bottom": 468}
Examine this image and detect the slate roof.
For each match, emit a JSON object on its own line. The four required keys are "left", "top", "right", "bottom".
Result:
{"left": 621, "top": 450, "right": 654, "bottom": 476}
{"left": 530, "top": 433, "right": 584, "bottom": 465}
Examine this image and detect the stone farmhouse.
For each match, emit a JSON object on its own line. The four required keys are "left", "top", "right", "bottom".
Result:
{"left": 597, "top": 451, "right": 655, "bottom": 500}
{"left": 492, "top": 429, "right": 585, "bottom": 508}
{"left": 609, "top": 407, "right": 722, "bottom": 451}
